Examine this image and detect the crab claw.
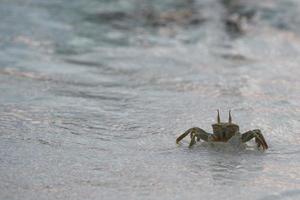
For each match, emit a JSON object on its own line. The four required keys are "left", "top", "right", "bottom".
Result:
{"left": 241, "top": 129, "right": 268, "bottom": 150}
{"left": 176, "top": 127, "right": 210, "bottom": 147}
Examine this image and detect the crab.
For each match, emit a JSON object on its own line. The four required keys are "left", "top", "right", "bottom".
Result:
{"left": 176, "top": 110, "right": 268, "bottom": 150}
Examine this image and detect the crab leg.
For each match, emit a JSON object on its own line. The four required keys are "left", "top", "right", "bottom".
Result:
{"left": 241, "top": 129, "right": 268, "bottom": 150}
{"left": 176, "top": 127, "right": 210, "bottom": 147}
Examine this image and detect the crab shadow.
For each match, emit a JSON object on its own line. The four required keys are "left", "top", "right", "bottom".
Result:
{"left": 185, "top": 137, "right": 267, "bottom": 185}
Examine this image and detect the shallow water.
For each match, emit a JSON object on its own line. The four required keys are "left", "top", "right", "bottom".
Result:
{"left": 1, "top": 0, "right": 300, "bottom": 199}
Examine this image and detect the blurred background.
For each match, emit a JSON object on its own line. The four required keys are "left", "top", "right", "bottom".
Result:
{"left": 0, "top": 0, "right": 300, "bottom": 199}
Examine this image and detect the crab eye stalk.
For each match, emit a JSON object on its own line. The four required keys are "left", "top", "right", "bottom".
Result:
{"left": 217, "top": 109, "right": 221, "bottom": 123}
{"left": 229, "top": 110, "right": 232, "bottom": 123}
